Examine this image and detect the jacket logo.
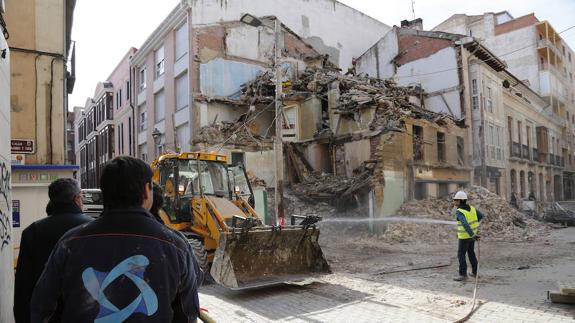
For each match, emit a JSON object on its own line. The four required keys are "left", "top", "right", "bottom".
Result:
{"left": 82, "top": 255, "right": 158, "bottom": 322}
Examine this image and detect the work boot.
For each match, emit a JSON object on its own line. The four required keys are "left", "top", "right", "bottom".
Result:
{"left": 453, "top": 275, "right": 467, "bottom": 281}
{"left": 469, "top": 272, "right": 479, "bottom": 278}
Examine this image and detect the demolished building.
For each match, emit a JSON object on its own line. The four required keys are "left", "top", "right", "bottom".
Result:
{"left": 225, "top": 66, "right": 471, "bottom": 219}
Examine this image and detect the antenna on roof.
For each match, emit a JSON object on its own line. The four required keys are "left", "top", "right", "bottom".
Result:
{"left": 411, "top": 0, "right": 416, "bottom": 20}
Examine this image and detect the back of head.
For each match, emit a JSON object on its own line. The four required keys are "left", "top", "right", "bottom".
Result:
{"left": 150, "top": 183, "right": 164, "bottom": 216}
{"left": 48, "top": 178, "right": 80, "bottom": 208}
{"left": 100, "top": 156, "right": 153, "bottom": 209}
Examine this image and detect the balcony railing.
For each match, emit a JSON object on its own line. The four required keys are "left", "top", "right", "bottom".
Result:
{"left": 522, "top": 145, "right": 530, "bottom": 159}
{"left": 549, "top": 153, "right": 555, "bottom": 165}
{"left": 512, "top": 142, "right": 521, "bottom": 158}
{"left": 538, "top": 152, "right": 547, "bottom": 163}
{"left": 532, "top": 148, "right": 538, "bottom": 162}
{"left": 557, "top": 155, "right": 562, "bottom": 166}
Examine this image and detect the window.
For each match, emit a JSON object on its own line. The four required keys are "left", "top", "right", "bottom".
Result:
{"left": 486, "top": 87, "right": 493, "bottom": 113}
{"left": 139, "top": 66, "right": 147, "bottom": 92}
{"left": 414, "top": 182, "right": 427, "bottom": 200}
{"left": 438, "top": 183, "right": 449, "bottom": 197}
{"left": 437, "top": 132, "right": 446, "bottom": 162}
{"left": 155, "top": 46, "right": 165, "bottom": 78}
{"left": 175, "top": 73, "right": 189, "bottom": 110}
{"left": 569, "top": 52, "right": 572, "bottom": 63}
{"left": 175, "top": 22, "right": 189, "bottom": 60}
{"left": 457, "top": 136, "right": 464, "bottom": 166}
{"left": 471, "top": 79, "right": 479, "bottom": 110}
{"left": 176, "top": 123, "right": 190, "bottom": 152}
{"left": 517, "top": 120, "right": 522, "bottom": 145}
{"left": 231, "top": 152, "right": 245, "bottom": 166}
{"left": 128, "top": 117, "right": 133, "bottom": 155}
{"left": 119, "top": 88, "right": 122, "bottom": 107}
{"left": 413, "top": 126, "right": 424, "bottom": 161}
{"left": 139, "top": 143, "right": 148, "bottom": 162}
{"left": 126, "top": 81, "right": 130, "bottom": 100}
{"left": 138, "top": 104, "right": 147, "bottom": 132}
{"left": 154, "top": 90, "right": 165, "bottom": 122}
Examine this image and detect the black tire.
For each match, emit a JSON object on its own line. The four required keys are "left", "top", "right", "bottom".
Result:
{"left": 188, "top": 238, "right": 209, "bottom": 283}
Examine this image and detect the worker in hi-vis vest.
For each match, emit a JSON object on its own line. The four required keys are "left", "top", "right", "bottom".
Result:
{"left": 452, "top": 191, "right": 484, "bottom": 281}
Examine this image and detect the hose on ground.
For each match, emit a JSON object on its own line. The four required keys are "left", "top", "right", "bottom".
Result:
{"left": 454, "top": 239, "right": 480, "bottom": 323}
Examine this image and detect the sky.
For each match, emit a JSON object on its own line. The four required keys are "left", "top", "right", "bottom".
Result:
{"left": 69, "top": 0, "right": 575, "bottom": 111}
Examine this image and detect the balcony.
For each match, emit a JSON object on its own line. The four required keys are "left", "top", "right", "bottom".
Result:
{"left": 512, "top": 142, "right": 521, "bottom": 158}
{"left": 537, "top": 39, "right": 564, "bottom": 62}
{"left": 532, "top": 148, "right": 538, "bottom": 162}
{"left": 549, "top": 153, "right": 555, "bottom": 165}
{"left": 539, "top": 70, "right": 568, "bottom": 105}
{"left": 538, "top": 152, "right": 547, "bottom": 164}
{"left": 522, "top": 145, "right": 530, "bottom": 160}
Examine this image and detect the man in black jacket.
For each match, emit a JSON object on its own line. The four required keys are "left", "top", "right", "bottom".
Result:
{"left": 14, "top": 178, "right": 92, "bottom": 323}
{"left": 31, "top": 156, "right": 202, "bottom": 322}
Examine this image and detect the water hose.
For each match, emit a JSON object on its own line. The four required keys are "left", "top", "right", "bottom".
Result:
{"left": 454, "top": 239, "right": 480, "bottom": 323}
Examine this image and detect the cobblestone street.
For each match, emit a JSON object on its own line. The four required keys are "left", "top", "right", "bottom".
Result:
{"left": 200, "top": 227, "right": 575, "bottom": 322}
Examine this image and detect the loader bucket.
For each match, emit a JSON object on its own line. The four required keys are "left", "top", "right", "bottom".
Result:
{"left": 210, "top": 226, "right": 330, "bottom": 290}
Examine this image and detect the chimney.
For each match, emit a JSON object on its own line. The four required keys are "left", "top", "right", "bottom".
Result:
{"left": 400, "top": 18, "right": 423, "bottom": 31}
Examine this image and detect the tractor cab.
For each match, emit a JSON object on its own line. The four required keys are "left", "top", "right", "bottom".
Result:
{"left": 152, "top": 152, "right": 254, "bottom": 224}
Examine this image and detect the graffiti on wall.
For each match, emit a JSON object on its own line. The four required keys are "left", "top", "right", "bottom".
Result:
{"left": 0, "top": 162, "right": 10, "bottom": 251}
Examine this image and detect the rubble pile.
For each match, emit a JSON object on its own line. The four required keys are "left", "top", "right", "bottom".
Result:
{"left": 290, "top": 161, "right": 376, "bottom": 203}
{"left": 195, "top": 115, "right": 271, "bottom": 148}
{"left": 382, "top": 186, "right": 548, "bottom": 244}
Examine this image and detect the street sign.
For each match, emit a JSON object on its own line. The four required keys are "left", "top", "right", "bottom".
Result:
{"left": 11, "top": 139, "right": 35, "bottom": 154}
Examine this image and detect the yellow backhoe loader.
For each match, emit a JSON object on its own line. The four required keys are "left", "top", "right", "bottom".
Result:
{"left": 151, "top": 152, "right": 330, "bottom": 290}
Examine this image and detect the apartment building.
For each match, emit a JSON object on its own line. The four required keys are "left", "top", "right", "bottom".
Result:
{"left": 503, "top": 76, "right": 564, "bottom": 202}
{"left": 75, "top": 83, "right": 114, "bottom": 189}
{"left": 110, "top": 48, "right": 137, "bottom": 158}
{"left": 66, "top": 111, "right": 75, "bottom": 164}
{"left": 434, "top": 11, "right": 575, "bottom": 199}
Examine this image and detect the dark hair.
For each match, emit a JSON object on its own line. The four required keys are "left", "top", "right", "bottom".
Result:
{"left": 150, "top": 183, "right": 164, "bottom": 218}
{"left": 100, "top": 156, "right": 153, "bottom": 209}
{"left": 48, "top": 178, "right": 80, "bottom": 207}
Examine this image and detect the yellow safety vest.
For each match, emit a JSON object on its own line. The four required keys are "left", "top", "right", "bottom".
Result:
{"left": 456, "top": 206, "right": 479, "bottom": 239}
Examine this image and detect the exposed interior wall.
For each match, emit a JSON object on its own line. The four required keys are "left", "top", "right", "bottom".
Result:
{"left": 397, "top": 46, "right": 462, "bottom": 118}
{"left": 297, "top": 97, "right": 322, "bottom": 141}
{"left": 187, "top": 0, "right": 390, "bottom": 68}
{"left": 355, "top": 29, "right": 398, "bottom": 79}
{"left": 0, "top": 32, "right": 13, "bottom": 323}
{"left": 344, "top": 139, "right": 370, "bottom": 177}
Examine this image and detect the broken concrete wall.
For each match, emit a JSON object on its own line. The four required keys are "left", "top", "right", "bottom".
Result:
{"left": 355, "top": 29, "right": 398, "bottom": 79}
{"left": 397, "top": 46, "right": 462, "bottom": 119}
{"left": 304, "top": 143, "right": 332, "bottom": 173}
{"left": 344, "top": 139, "right": 371, "bottom": 177}
{"left": 298, "top": 96, "right": 322, "bottom": 141}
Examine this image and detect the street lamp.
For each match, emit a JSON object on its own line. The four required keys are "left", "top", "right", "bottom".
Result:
{"left": 241, "top": 14, "right": 284, "bottom": 226}
{"left": 152, "top": 128, "right": 162, "bottom": 157}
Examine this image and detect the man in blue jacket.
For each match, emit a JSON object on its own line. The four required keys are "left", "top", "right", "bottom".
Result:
{"left": 452, "top": 190, "right": 484, "bottom": 282}
{"left": 31, "top": 156, "right": 203, "bottom": 322}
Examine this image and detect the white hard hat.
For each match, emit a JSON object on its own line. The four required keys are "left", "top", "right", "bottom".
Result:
{"left": 453, "top": 191, "right": 468, "bottom": 200}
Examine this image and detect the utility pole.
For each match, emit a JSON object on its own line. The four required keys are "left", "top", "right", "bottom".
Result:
{"left": 273, "top": 18, "right": 284, "bottom": 226}
{"left": 239, "top": 14, "right": 285, "bottom": 226}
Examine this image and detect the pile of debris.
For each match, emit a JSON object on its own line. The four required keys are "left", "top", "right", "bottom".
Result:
{"left": 381, "top": 186, "right": 548, "bottom": 244}
{"left": 290, "top": 161, "right": 376, "bottom": 204}
{"left": 195, "top": 113, "right": 272, "bottom": 149}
